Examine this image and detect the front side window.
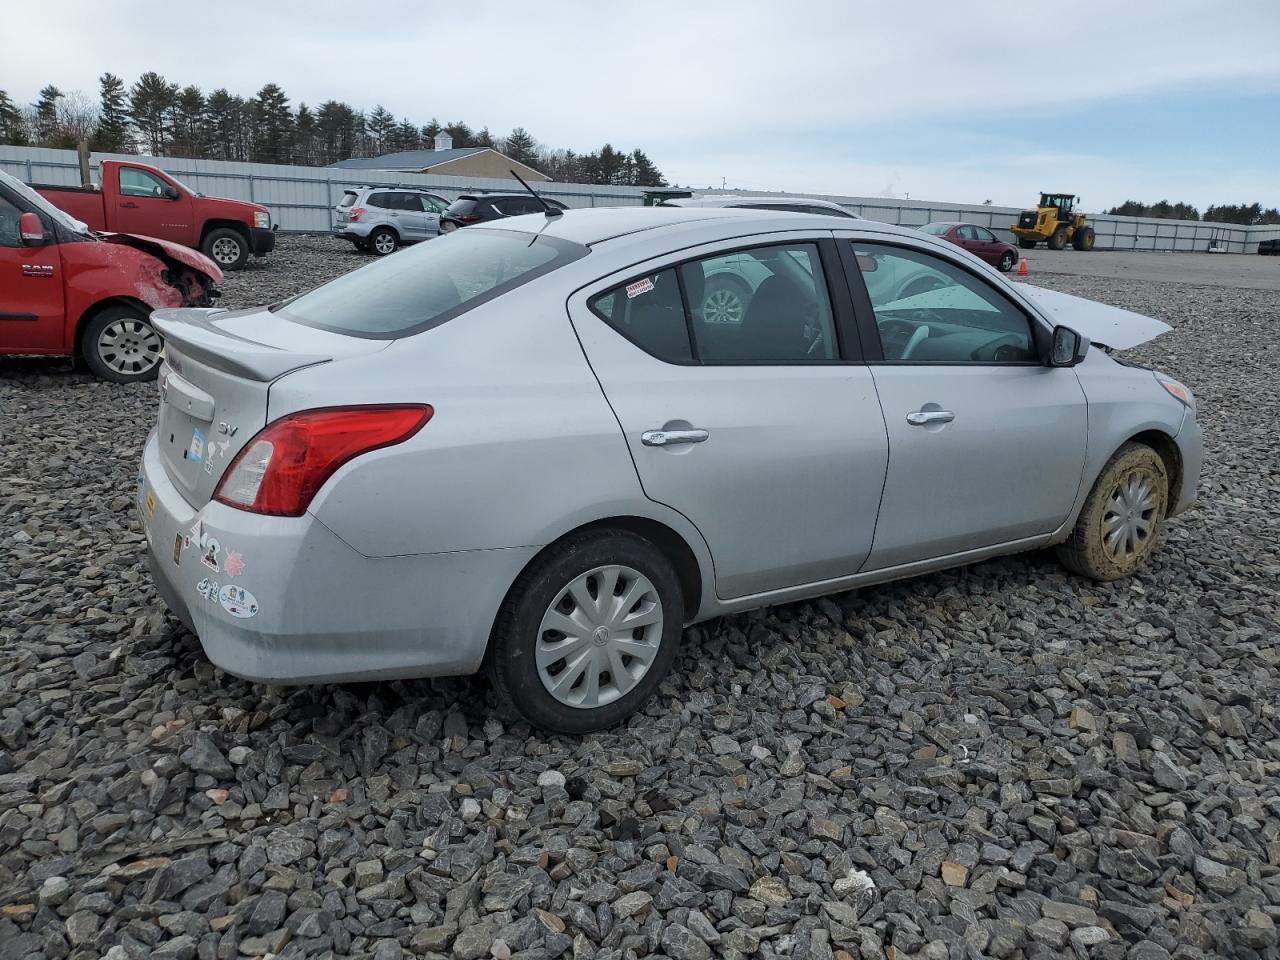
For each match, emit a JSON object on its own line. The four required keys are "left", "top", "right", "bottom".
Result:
{"left": 276, "top": 229, "right": 586, "bottom": 338}
{"left": 119, "top": 167, "right": 169, "bottom": 198}
{"left": 422, "top": 194, "right": 448, "bottom": 213}
{"left": 974, "top": 226, "right": 996, "bottom": 242}
{"left": 852, "top": 242, "right": 1037, "bottom": 363}
{"left": 588, "top": 242, "right": 838, "bottom": 364}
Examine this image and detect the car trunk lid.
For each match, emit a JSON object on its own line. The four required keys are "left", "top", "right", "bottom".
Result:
{"left": 151, "top": 305, "right": 389, "bottom": 507}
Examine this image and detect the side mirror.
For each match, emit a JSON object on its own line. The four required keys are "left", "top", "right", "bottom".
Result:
{"left": 1050, "top": 325, "right": 1089, "bottom": 367}
{"left": 19, "top": 212, "right": 45, "bottom": 245}
{"left": 162, "top": 185, "right": 180, "bottom": 200}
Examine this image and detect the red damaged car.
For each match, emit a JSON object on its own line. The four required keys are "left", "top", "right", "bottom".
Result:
{"left": 0, "top": 170, "right": 220, "bottom": 383}
{"left": 921, "top": 221, "right": 1020, "bottom": 273}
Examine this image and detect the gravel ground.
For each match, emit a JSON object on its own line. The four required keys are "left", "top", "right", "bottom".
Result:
{"left": 1, "top": 237, "right": 1278, "bottom": 960}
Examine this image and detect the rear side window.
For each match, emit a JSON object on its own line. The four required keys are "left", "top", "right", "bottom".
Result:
{"left": 367, "top": 192, "right": 393, "bottom": 208}
{"left": 445, "top": 198, "right": 478, "bottom": 217}
{"left": 338, "top": 191, "right": 357, "bottom": 208}
{"left": 589, "top": 270, "right": 692, "bottom": 363}
{"left": 276, "top": 229, "right": 587, "bottom": 338}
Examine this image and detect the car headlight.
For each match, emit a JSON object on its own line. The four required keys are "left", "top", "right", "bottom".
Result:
{"left": 253, "top": 211, "right": 270, "bottom": 229}
{"left": 1155, "top": 371, "right": 1195, "bottom": 413}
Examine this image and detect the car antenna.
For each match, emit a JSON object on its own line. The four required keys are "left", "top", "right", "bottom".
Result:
{"left": 510, "top": 169, "right": 562, "bottom": 218}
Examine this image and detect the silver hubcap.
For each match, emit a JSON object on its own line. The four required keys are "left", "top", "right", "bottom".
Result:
{"left": 1103, "top": 470, "right": 1158, "bottom": 561}
{"left": 702, "top": 288, "right": 744, "bottom": 324}
{"left": 98, "top": 318, "right": 162, "bottom": 376}
{"left": 211, "top": 237, "right": 241, "bottom": 264}
{"left": 536, "top": 564, "right": 664, "bottom": 709}
{"left": 374, "top": 234, "right": 395, "bottom": 253}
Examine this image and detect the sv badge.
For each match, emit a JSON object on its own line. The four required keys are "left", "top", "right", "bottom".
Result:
{"left": 216, "top": 422, "right": 238, "bottom": 437}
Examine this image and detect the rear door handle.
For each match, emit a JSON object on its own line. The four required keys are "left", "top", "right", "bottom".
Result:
{"left": 120, "top": 201, "right": 139, "bottom": 208}
{"left": 906, "top": 410, "right": 955, "bottom": 426}
{"left": 642, "top": 428, "right": 709, "bottom": 447}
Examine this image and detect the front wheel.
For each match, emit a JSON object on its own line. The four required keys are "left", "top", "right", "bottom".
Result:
{"left": 81, "top": 306, "right": 164, "bottom": 383}
{"left": 998, "top": 251, "right": 1016, "bottom": 272}
{"left": 201, "top": 228, "right": 248, "bottom": 270}
{"left": 1073, "top": 227, "right": 1096, "bottom": 251}
{"left": 1056, "top": 442, "right": 1169, "bottom": 580}
{"left": 1048, "top": 227, "right": 1069, "bottom": 251}
{"left": 1018, "top": 238, "right": 1037, "bottom": 249}
{"left": 488, "top": 531, "right": 684, "bottom": 734}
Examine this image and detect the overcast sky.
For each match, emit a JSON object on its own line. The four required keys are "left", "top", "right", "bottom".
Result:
{"left": 7, "top": 0, "right": 1280, "bottom": 209}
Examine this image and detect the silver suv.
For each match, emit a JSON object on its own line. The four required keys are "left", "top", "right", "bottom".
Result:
{"left": 334, "top": 187, "right": 450, "bottom": 255}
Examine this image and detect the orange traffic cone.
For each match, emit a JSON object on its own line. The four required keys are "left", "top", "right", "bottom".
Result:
{"left": 1017, "top": 257, "right": 1029, "bottom": 277}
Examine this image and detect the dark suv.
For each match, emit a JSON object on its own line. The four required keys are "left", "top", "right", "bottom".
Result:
{"left": 440, "top": 193, "right": 569, "bottom": 232}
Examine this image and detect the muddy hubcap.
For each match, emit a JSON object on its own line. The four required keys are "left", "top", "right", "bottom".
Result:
{"left": 98, "top": 318, "right": 162, "bottom": 376}
{"left": 1103, "top": 469, "right": 1158, "bottom": 561}
{"left": 211, "top": 237, "right": 241, "bottom": 264}
{"left": 536, "top": 564, "right": 663, "bottom": 709}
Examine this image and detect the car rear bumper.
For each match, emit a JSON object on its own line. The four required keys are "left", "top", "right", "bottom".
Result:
{"left": 139, "top": 431, "right": 533, "bottom": 683}
{"left": 334, "top": 225, "right": 372, "bottom": 241}
{"left": 249, "top": 227, "right": 276, "bottom": 256}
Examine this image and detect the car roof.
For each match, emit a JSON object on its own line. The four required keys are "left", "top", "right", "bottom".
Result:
{"left": 471, "top": 204, "right": 920, "bottom": 247}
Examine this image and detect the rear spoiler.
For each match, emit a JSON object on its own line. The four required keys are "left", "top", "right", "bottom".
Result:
{"left": 151, "top": 308, "right": 331, "bottom": 382}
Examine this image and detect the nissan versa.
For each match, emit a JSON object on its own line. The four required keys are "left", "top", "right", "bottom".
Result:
{"left": 138, "top": 206, "right": 1201, "bottom": 733}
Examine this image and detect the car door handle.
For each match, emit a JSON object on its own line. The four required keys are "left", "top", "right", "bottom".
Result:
{"left": 906, "top": 410, "right": 955, "bottom": 426}
{"left": 120, "top": 201, "right": 139, "bottom": 208}
{"left": 642, "top": 428, "right": 709, "bottom": 447}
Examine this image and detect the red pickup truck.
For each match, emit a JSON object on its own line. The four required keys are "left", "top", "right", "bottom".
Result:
{"left": 35, "top": 159, "right": 274, "bottom": 271}
{"left": 1, "top": 169, "right": 221, "bottom": 383}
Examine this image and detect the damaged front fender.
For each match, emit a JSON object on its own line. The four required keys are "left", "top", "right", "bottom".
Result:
{"left": 101, "top": 233, "right": 222, "bottom": 308}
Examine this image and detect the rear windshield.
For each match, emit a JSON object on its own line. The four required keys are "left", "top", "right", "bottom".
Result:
{"left": 920, "top": 223, "right": 950, "bottom": 235}
{"left": 338, "top": 191, "right": 357, "bottom": 208}
{"left": 275, "top": 228, "right": 587, "bottom": 338}
{"left": 445, "top": 198, "right": 479, "bottom": 216}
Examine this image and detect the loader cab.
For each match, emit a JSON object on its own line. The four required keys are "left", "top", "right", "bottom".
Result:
{"left": 1041, "top": 193, "right": 1076, "bottom": 222}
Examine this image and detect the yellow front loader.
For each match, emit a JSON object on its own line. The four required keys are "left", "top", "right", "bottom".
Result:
{"left": 1010, "top": 193, "right": 1095, "bottom": 251}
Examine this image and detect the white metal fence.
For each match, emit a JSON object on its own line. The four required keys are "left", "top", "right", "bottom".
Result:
{"left": 4, "top": 145, "right": 1278, "bottom": 253}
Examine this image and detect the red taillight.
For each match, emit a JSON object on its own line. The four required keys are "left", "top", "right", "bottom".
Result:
{"left": 349, "top": 207, "right": 366, "bottom": 222}
{"left": 213, "top": 405, "right": 433, "bottom": 517}
{"left": 459, "top": 214, "right": 481, "bottom": 223}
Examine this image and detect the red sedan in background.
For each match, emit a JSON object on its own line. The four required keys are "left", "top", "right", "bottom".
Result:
{"left": 921, "top": 222, "right": 1020, "bottom": 273}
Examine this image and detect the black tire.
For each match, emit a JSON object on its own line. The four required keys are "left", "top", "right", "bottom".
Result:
{"left": 1072, "top": 227, "right": 1096, "bottom": 251}
{"left": 998, "top": 250, "right": 1016, "bottom": 272}
{"left": 1048, "top": 227, "right": 1069, "bottom": 251}
{"left": 1056, "top": 442, "right": 1169, "bottom": 581}
{"left": 369, "top": 227, "right": 398, "bottom": 256}
{"left": 81, "top": 305, "right": 164, "bottom": 383}
{"left": 1018, "top": 238, "right": 1037, "bottom": 249}
{"left": 201, "top": 227, "right": 249, "bottom": 270}
{"left": 488, "top": 530, "right": 685, "bottom": 734}
{"left": 700, "top": 274, "right": 752, "bottom": 324}
{"left": 353, "top": 239, "right": 370, "bottom": 252}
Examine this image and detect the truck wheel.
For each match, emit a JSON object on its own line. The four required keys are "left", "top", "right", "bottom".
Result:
{"left": 1018, "top": 238, "right": 1037, "bottom": 249}
{"left": 1056, "top": 442, "right": 1168, "bottom": 581}
{"left": 1072, "top": 227, "right": 1096, "bottom": 251}
{"left": 369, "top": 227, "right": 398, "bottom": 256}
{"left": 202, "top": 228, "right": 248, "bottom": 270}
{"left": 488, "top": 530, "right": 684, "bottom": 734}
{"left": 82, "top": 306, "right": 164, "bottom": 383}
{"left": 1048, "top": 227, "right": 1069, "bottom": 251}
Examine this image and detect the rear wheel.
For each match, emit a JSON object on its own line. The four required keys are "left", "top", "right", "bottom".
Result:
{"left": 998, "top": 250, "right": 1016, "bottom": 272}
{"left": 201, "top": 228, "right": 248, "bottom": 270}
{"left": 1048, "top": 227, "right": 1069, "bottom": 251}
{"left": 353, "top": 239, "right": 370, "bottom": 252}
{"left": 1018, "top": 238, "right": 1038, "bottom": 249}
{"left": 488, "top": 530, "right": 684, "bottom": 734}
{"left": 1073, "top": 227, "right": 1096, "bottom": 251}
{"left": 82, "top": 305, "right": 164, "bottom": 383}
{"left": 1056, "top": 442, "right": 1169, "bottom": 581}
{"left": 369, "top": 227, "right": 398, "bottom": 256}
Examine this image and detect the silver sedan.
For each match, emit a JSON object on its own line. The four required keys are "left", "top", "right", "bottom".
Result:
{"left": 138, "top": 206, "right": 1201, "bottom": 733}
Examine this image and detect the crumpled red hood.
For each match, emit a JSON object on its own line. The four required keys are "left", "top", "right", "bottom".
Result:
{"left": 102, "top": 232, "right": 223, "bottom": 282}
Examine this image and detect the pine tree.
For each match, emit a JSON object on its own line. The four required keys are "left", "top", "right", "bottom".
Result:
{"left": 0, "top": 90, "right": 28, "bottom": 145}
{"left": 502, "top": 127, "right": 539, "bottom": 166}
{"left": 94, "top": 73, "right": 130, "bottom": 152}
{"left": 130, "top": 72, "right": 178, "bottom": 154}
{"left": 393, "top": 117, "right": 420, "bottom": 152}
{"left": 295, "top": 104, "right": 317, "bottom": 165}
{"left": 251, "top": 83, "right": 294, "bottom": 163}
{"left": 421, "top": 118, "right": 442, "bottom": 148}
{"left": 34, "top": 85, "right": 63, "bottom": 144}
{"left": 473, "top": 126, "right": 494, "bottom": 148}
{"left": 444, "top": 121, "right": 473, "bottom": 147}
{"left": 627, "top": 148, "right": 666, "bottom": 186}
{"left": 366, "top": 105, "right": 395, "bottom": 154}
{"left": 171, "top": 85, "right": 206, "bottom": 157}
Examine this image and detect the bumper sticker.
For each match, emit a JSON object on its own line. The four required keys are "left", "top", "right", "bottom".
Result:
{"left": 146, "top": 492, "right": 156, "bottom": 517}
{"left": 189, "top": 428, "right": 204, "bottom": 463}
{"left": 223, "top": 551, "right": 245, "bottom": 577}
{"left": 219, "top": 585, "right": 259, "bottom": 619}
{"left": 196, "top": 577, "right": 219, "bottom": 603}
{"left": 173, "top": 533, "right": 183, "bottom": 565}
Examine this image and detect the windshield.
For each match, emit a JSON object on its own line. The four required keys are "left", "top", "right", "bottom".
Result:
{"left": 162, "top": 170, "right": 200, "bottom": 196}
{"left": 275, "top": 228, "right": 588, "bottom": 338}
{"left": 920, "top": 223, "right": 950, "bottom": 235}
{"left": 0, "top": 170, "right": 91, "bottom": 235}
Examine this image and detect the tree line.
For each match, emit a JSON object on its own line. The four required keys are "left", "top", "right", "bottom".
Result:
{"left": 0, "top": 73, "right": 668, "bottom": 187}
{"left": 1107, "top": 199, "right": 1280, "bottom": 225}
